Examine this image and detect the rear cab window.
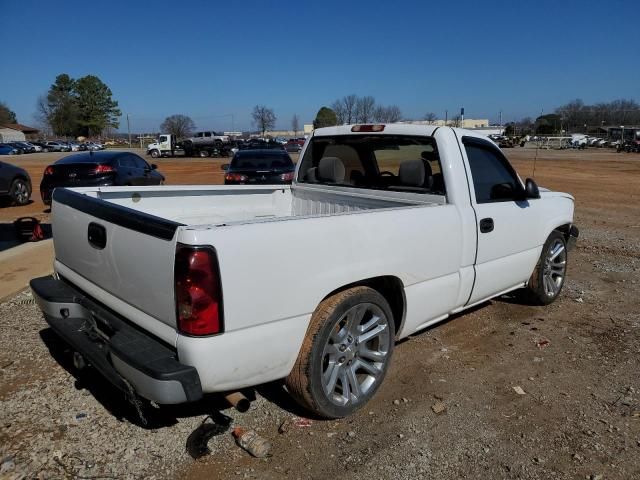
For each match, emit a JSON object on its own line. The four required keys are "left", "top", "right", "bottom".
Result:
{"left": 297, "top": 134, "right": 446, "bottom": 196}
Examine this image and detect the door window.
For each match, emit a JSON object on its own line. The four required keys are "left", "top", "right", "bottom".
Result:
{"left": 463, "top": 140, "right": 521, "bottom": 203}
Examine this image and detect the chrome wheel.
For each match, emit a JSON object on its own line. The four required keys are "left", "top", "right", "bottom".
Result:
{"left": 12, "top": 180, "right": 30, "bottom": 205}
{"left": 542, "top": 238, "right": 566, "bottom": 297}
{"left": 321, "top": 303, "right": 391, "bottom": 407}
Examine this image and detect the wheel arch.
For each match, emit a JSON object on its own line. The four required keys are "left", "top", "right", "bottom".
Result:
{"left": 320, "top": 275, "right": 406, "bottom": 339}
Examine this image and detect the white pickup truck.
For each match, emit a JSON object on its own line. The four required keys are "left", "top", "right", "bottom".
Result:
{"left": 31, "top": 124, "right": 578, "bottom": 418}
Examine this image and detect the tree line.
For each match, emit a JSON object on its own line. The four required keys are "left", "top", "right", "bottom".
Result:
{"left": 36, "top": 74, "right": 121, "bottom": 138}
{"left": 505, "top": 98, "right": 640, "bottom": 135}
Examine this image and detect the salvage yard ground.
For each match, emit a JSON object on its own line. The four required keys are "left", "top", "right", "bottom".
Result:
{"left": 0, "top": 147, "right": 639, "bottom": 479}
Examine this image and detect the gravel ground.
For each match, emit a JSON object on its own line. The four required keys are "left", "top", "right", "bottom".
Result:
{"left": 1, "top": 148, "right": 639, "bottom": 480}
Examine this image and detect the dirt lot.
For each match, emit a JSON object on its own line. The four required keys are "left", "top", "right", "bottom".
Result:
{"left": 0, "top": 147, "right": 639, "bottom": 480}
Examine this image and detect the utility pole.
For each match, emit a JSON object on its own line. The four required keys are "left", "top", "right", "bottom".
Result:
{"left": 445, "top": 110, "right": 448, "bottom": 126}
{"left": 127, "top": 114, "right": 131, "bottom": 148}
{"left": 461, "top": 107, "right": 465, "bottom": 128}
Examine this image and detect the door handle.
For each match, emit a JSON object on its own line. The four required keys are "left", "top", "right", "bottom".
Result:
{"left": 479, "top": 218, "right": 494, "bottom": 233}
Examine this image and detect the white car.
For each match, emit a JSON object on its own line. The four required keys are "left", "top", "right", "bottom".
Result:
{"left": 31, "top": 124, "right": 578, "bottom": 418}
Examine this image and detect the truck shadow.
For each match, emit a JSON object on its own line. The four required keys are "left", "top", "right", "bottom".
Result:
{"left": 39, "top": 328, "right": 242, "bottom": 430}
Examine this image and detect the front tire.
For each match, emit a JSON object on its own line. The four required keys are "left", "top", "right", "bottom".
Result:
{"left": 150, "top": 149, "right": 161, "bottom": 158}
{"left": 286, "top": 287, "right": 395, "bottom": 418}
{"left": 10, "top": 178, "right": 31, "bottom": 206}
{"left": 522, "top": 231, "right": 568, "bottom": 305}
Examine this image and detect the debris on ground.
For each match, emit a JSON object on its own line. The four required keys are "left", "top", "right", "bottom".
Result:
{"left": 513, "top": 386, "right": 526, "bottom": 395}
{"left": 232, "top": 427, "right": 272, "bottom": 458}
{"left": 431, "top": 402, "right": 447, "bottom": 414}
{"left": 293, "top": 417, "right": 313, "bottom": 428}
{"left": 536, "top": 339, "right": 551, "bottom": 349}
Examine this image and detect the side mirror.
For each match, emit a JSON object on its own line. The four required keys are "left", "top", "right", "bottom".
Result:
{"left": 525, "top": 178, "right": 540, "bottom": 199}
{"left": 221, "top": 164, "right": 229, "bottom": 171}
{"left": 151, "top": 163, "right": 158, "bottom": 170}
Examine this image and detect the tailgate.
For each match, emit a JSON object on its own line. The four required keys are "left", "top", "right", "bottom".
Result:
{"left": 51, "top": 188, "right": 182, "bottom": 330}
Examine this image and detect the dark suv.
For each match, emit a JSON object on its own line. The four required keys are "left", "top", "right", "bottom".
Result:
{"left": 40, "top": 151, "right": 165, "bottom": 205}
{"left": 223, "top": 149, "right": 295, "bottom": 184}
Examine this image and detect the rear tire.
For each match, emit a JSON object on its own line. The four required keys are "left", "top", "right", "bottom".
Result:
{"left": 286, "top": 287, "right": 395, "bottom": 418}
{"left": 521, "top": 231, "right": 567, "bottom": 305}
{"left": 10, "top": 178, "right": 31, "bottom": 206}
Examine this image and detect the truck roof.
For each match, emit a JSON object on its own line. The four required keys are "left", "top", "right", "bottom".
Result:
{"left": 312, "top": 124, "right": 497, "bottom": 145}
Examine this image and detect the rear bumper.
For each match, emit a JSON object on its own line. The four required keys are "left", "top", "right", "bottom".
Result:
{"left": 30, "top": 275, "right": 202, "bottom": 404}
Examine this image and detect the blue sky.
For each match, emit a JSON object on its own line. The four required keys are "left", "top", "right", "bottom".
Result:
{"left": 1, "top": 0, "right": 638, "bottom": 132}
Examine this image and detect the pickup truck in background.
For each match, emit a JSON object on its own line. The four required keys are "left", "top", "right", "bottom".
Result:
{"left": 147, "top": 133, "right": 232, "bottom": 158}
{"left": 31, "top": 124, "right": 578, "bottom": 418}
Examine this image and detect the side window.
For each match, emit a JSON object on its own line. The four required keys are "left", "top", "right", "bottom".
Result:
{"left": 204, "top": 132, "right": 212, "bottom": 138}
{"left": 132, "top": 155, "right": 149, "bottom": 170}
{"left": 464, "top": 142, "right": 520, "bottom": 203}
{"left": 118, "top": 157, "right": 133, "bottom": 168}
{"left": 195, "top": 132, "right": 203, "bottom": 138}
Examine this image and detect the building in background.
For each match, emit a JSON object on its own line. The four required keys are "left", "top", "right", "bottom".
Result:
{"left": 0, "top": 123, "right": 40, "bottom": 142}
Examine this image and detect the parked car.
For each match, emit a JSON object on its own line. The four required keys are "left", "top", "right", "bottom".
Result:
{"left": 24, "top": 142, "right": 43, "bottom": 152}
{"left": 0, "top": 144, "right": 21, "bottom": 155}
{"left": 30, "top": 142, "right": 48, "bottom": 151}
{"left": 40, "top": 151, "right": 165, "bottom": 205}
{"left": 7, "top": 142, "right": 29, "bottom": 154}
{"left": 83, "top": 142, "right": 104, "bottom": 151}
{"left": 31, "top": 124, "right": 578, "bottom": 419}
{"left": 223, "top": 149, "right": 295, "bottom": 184}
{"left": 0, "top": 160, "right": 32, "bottom": 205}
{"left": 238, "top": 139, "right": 284, "bottom": 150}
{"left": 284, "top": 142, "right": 302, "bottom": 153}
{"left": 43, "top": 141, "right": 72, "bottom": 153}
{"left": 12, "top": 142, "right": 37, "bottom": 153}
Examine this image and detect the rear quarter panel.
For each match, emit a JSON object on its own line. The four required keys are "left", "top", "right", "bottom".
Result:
{"left": 176, "top": 203, "right": 465, "bottom": 391}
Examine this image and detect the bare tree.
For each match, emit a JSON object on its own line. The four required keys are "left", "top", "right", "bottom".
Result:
{"left": 373, "top": 105, "right": 402, "bottom": 123}
{"left": 355, "top": 96, "right": 376, "bottom": 123}
{"left": 424, "top": 112, "right": 437, "bottom": 124}
{"left": 291, "top": 114, "right": 300, "bottom": 137}
{"left": 160, "top": 114, "right": 196, "bottom": 139}
{"left": 451, "top": 115, "right": 461, "bottom": 128}
{"left": 34, "top": 94, "right": 52, "bottom": 135}
{"left": 252, "top": 105, "right": 276, "bottom": 137}
{"left": 331, "top": 100, "right": 345, "bottom": 125}
{"left": 343, "top": 94, "right": 357, "bottom": 124}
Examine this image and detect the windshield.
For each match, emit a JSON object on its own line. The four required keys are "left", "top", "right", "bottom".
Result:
{"left": 231, "top": 153, "right": 293, "bottom": 170}
{"left": 297, "top": 134, "right": 445, "bottom": 195}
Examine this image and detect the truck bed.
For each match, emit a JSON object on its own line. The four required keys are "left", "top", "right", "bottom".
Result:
{"left": 73, "top": 184, "right": 443, "bottom": 226}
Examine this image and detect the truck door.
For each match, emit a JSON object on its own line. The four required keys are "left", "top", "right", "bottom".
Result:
{"left": 461, "top": 136, "right": 547, "bottom": 304}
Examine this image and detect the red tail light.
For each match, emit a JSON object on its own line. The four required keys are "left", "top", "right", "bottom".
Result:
{"left": 225, "top": 173, "right": 248, "bottom": 182}
{"left": 280, "top": 171, "right": 295, "bottom": 182}
{"left": 175, "top": 246, "right": 223, "bottom": 336}
{"left": 351, "top": 124, "right": 385, "bottom": 132}
{"left": 44, "top": 166, "right": 54, "bottom": 175}
{"left": 93, "top": 164, "right": 115, "bottom": 174}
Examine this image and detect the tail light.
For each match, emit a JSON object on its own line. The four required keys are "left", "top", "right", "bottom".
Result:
{"left": 44, "top": 166, "right": 54, "bottom": 175}
{"left": 351, "top": 124, "right": 385, "bottom": 132}
{"left": 225, "top": 173, "right": 248, "bottom": 182}
{"left": 174, "top": 245, "right": 223, "bottom": 336}
{"left": 93, "top": 164, "right": 115, "bottom": 174}
{"left": 280, "top": 171, "right": 295, "bottom": 182}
